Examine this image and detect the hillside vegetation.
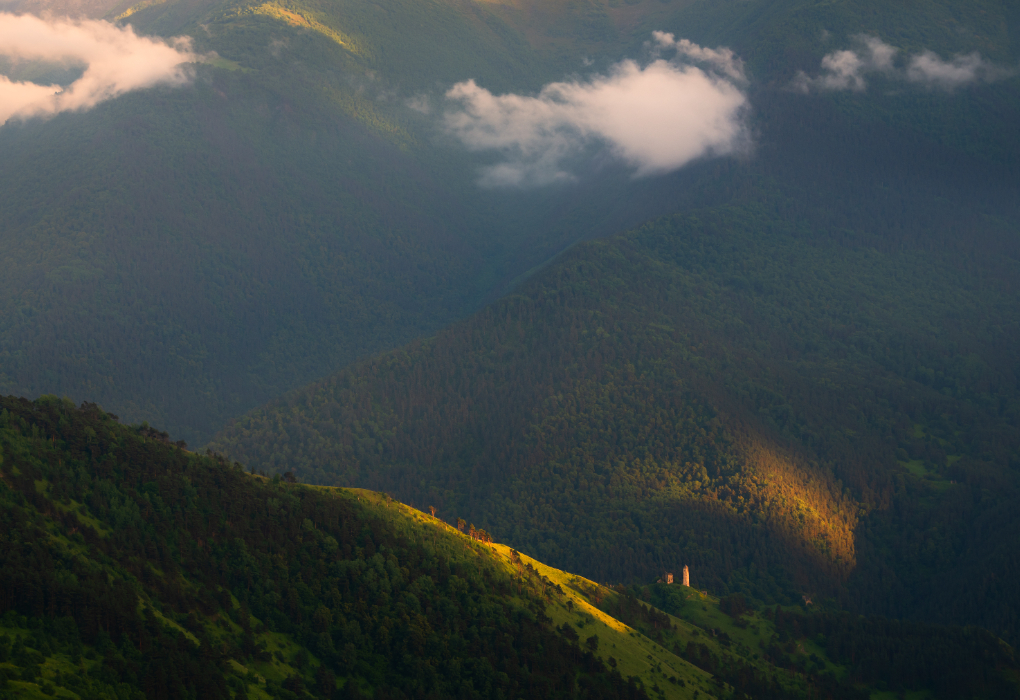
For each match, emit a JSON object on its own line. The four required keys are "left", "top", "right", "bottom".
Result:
{"left": 2, "top": 0, "right": 1018, "bottom": 445}
{"left": 2, "top": 395, "right": 1016, "bottom": 699}
{"left": 210, "top": 205, "right": 1020, "bottom": 645}
{"left": 0, "top": 395, "right": 653, "bottom": 699}
{"left": 0, "top": 0, "right": 657, "bottom": 445}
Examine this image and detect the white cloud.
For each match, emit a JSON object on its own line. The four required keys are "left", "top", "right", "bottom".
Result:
{"left": 0, "top": 12, "right": 196, "bottom": 124}
{"left": 905, "top": 50, "right": 1008, "bottom": 88}
{"left": 405, "top": 94, "right": 431, "bottom": 114}
{"left": 443, "top": 36, "right": 749, "bottom": 187}
{"left": 794, "top": 35, "right": 1013, "bottom": 92}
{"left": 651, "top": 31, "right": 746, "bottom": 83}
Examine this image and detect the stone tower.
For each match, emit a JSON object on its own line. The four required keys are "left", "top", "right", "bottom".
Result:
{"left": 682, "top": 565, "right": 690, "bottom": 587}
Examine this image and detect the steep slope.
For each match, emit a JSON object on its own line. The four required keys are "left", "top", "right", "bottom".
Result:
{"left": 3, "top": 0, "right": 1019, "bottom": 447}
{"left": 0, "top": 395, "right": 652, "bottom": 699}
{"left": 210, "top": 206, "right": 1020, "bottom": 643}
{"left": 0, "top": 2, "right": 614, "bottom": 445}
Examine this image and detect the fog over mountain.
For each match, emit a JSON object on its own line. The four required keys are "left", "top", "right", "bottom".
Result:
{"left": 794, "top": 34, "right": 1016, "bottom": 92}
{"left": 0, "top": 13, "right": 195, "bottom": 123}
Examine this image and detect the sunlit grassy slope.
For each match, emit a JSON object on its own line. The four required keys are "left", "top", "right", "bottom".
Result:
{"left": 342, "top": 488, "right": 820, "bottom": 700}
{"left": 3, "top": 395, "right": 1016, "bottom": 698}
{"left": 347, "top": 490, "right": 1020, "bottom": 700}
{"left": 497, "top": 547, "right": 724, "bottom": 700}
{"left": 348, "top": 489, "right": 715, "bottom": 700}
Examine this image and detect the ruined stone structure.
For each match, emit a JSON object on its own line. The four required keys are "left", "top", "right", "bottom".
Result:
{"left": 682, "top": 565, "right": 690, "bottom": 587}
{"left": 665, "top": 573, "right": 673, "bottom": 584}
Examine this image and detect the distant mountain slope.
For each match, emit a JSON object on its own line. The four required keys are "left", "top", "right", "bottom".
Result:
{"left": 210, "top": 206, "right": 1020, "bottom": 643}
{"left": 0, "top": 0, "right": 740, "bottom": 445}
{"left": 0, "top": 0, "right": 658, "bottom": 445}
{"left": 2, "top": 0, "right": 1018, "bottom": 446}
{"left": 2, "top": 395, "right": 1015, "bottom": 699}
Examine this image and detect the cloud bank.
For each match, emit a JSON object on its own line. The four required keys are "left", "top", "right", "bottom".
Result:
{"left": 794, "top": 35, "right": 1014, "bottom": 92}
{"left": 0, "top": 13, "right": 196, "bottom": 124}
{"left": 443, "top": 33, "right": 749, "bottom": 187}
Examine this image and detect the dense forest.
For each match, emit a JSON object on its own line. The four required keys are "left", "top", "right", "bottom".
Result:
{"left": 0, "top": 395, "right": 653, "bottom": 699}
{"left": 1, "top": 0, "right": 1017, "bottom": 446}
{"left": 211, "top": 205, "right": 1020, "bottom": 646}
{"left": 2, "top": 396, "right": 1017, "bottom": 699}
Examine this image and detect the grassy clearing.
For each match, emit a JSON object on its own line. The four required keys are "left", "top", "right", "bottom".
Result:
{"left": 113, "top": 0, "right": 169, "bottom": 20}
{"left": 0, "top": 623, "right": 103, "bottom": 700}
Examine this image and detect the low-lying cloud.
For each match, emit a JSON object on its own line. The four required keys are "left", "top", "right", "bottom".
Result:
{"left": 794, "top": 35, "right": 1014, "bottom": 92}
{"left": 0, "top": 13, "right": 196, "bottom": 124}
{"left": 443, "top": 33, "right": 749, "bottom": 187}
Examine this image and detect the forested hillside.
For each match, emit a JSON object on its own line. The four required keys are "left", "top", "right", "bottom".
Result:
{"left": 2, "top": 0, "right": 1018, "bottom": 446}
{"left": 0, "top": 0, "right": 677, "bottom": 445}
{"left": 2, "top": 395, "right": 1016, "bottom": 699}
{"left": 0, "top": 395, "right": 653, "bottom": 699}
{"left": 210, "top": 205, "right": 1020, "bottom": 646}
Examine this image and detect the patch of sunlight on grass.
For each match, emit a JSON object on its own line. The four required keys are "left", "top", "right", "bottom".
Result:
{"left": 492, "top": 543, "right": 718, "bottom": 699}
{"left": 114, "top": 0, "right": 168, "bottom": 20}
{"left": 245, "top": 3, "right": 365, "bottom": 56}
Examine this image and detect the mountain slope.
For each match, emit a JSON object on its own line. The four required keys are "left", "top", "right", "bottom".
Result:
{"left": 0, "top": 0, "right": 731, "bottom": 444}
{"left": 209, "top": 205, "right": 1020, "bottom": 643}
{"left": 2, "top": 394, "right": 1015, "bottom": 699}
{"left": 0, "top": 0, "right": 591, "bottom": 444}
{"left": 0, "top": 395, "right": 654, "bottom": 699}
{"left": 2, "top": 0, "right": 1019, "bottom": 446}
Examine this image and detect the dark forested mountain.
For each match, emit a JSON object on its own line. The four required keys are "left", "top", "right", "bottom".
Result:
{"left": 0, "top": 0, "right": 677, "bottom": 445}
{"left": 210, "top": 205, "right": 1020, "bottom": 646}
{"left": 2, "top": 395, "right": 1017, "bottom": 699}
{"left": 1, "top": 0, "right": 1018, "bottom": 446}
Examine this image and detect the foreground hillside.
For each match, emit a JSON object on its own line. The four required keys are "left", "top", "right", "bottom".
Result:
{"left": 2, "top": 395, "right": 1016, "bottom": 699}
{"left": 210, "top": 206, "right": 1020, "bottom": 645}
{"left": 0, "top": 395, "right": 650, "bottom": 699}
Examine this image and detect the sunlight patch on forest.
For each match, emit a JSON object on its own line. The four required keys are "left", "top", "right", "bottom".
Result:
{"left": 244, "top": 3, "right": 364, "bottom": 56}
{"left": 736, "top": 436, "right": 858, "bottom": 577}
{"left": 114, "top": 0, "right": 169, "bottom": 21}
